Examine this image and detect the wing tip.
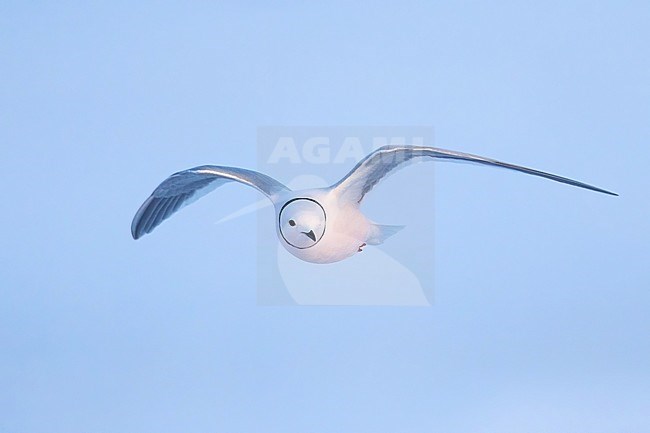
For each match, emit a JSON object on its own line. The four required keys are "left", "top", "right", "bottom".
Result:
{"left": 131, "top": 195, "right": 156, "bottom": 240}
{"left": 591, "top": 186, "right": 618, "bottom": 197}
{"left": 131, "top": 218, "right": 145, "bottom": 240}
{"left": 131, "top": 227, "right": 142, "bottom": 240}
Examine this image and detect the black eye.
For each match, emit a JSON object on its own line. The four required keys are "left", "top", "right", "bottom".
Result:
{"left": 288, "top": 219, "right": 296, "bottom": 226}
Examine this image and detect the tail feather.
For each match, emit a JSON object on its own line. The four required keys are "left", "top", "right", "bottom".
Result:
{"left": 366, "top": 223, "right": 405, "bottom": 245}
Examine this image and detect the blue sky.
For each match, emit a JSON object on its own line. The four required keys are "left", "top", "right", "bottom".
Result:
{"left": 1, "top": 1, "right": 649, "bottom": 432}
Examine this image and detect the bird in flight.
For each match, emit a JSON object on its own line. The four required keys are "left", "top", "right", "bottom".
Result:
{"left": 131, "top": 145, "right": 616, "bottom": 263}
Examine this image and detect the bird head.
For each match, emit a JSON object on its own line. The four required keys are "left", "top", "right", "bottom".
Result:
{"left": 278, "top": 198, "right": 326, "bottom": 249}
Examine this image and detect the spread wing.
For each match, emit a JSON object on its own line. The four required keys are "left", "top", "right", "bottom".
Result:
{"left": 331, "top": 145, "right": 617, "bottom": 203}
{"left": 131, "top": 165, "right": 289, "bottom": 239}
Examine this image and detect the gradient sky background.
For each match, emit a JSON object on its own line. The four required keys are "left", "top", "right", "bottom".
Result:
{"left": 1, "top": 1, "right": 649, "bottom": 432}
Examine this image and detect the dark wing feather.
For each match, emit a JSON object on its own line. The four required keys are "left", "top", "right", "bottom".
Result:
{"left": 331, "top": 145, "right": 617, "bottom": 203}
{"left": 131, "top": 165, "right": 289, "bottom": 239}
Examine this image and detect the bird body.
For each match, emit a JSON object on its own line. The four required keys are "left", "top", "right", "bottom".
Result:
{"left": 274, "top": 188, "right": 377, "bottom": 263}
{"left": 131, "top": 145, "right": 616, "bottom": 264}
